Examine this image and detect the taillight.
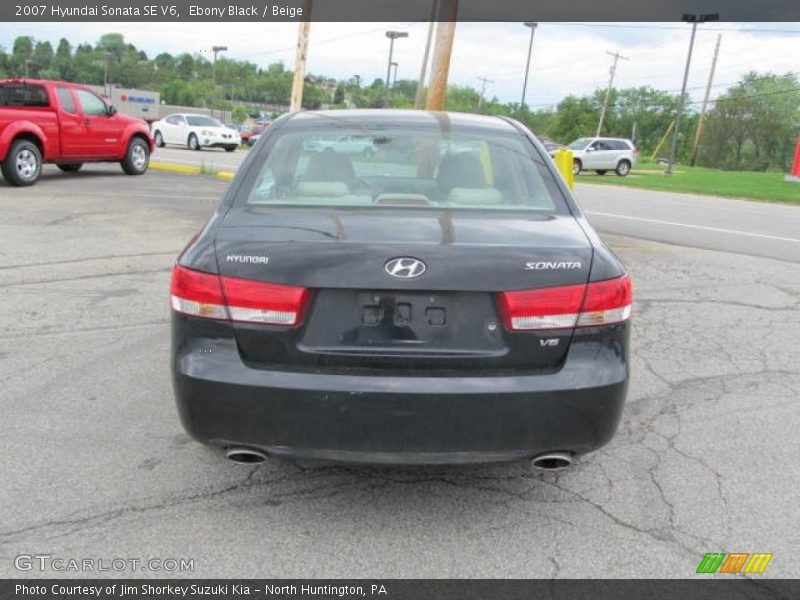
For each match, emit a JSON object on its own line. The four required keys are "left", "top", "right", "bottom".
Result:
{"left": 497, "top": 274, "right": 632, "bottom": 331}
{"left": 170, "top": 265, "right": 310, "bottom": 327}
{"left": 220, "top": 275, "right": 310, "bottom": 326}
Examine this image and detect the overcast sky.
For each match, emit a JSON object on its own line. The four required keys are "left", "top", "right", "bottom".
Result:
{"left": 3, "top": 22, "right": 799, "bottom": 106}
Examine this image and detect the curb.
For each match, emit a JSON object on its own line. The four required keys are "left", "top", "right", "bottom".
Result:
{"left": 149, "top": 160, "right": 236, "bottom": 182}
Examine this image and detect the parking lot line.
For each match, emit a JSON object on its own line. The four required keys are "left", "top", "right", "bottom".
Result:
{"left": 586, "top": 211, "right": 800, "bottom": 244}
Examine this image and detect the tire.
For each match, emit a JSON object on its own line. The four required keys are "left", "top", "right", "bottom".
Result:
{"left": 121, "top": 137, "right": 150, "bottom": 176}
{"left": 615, "top": 160, "right": 631, "bottom": 177}
{"left": 225, "top": 145, "right": 236, "bottom": 153}
{"left": 57, "top": 163, "right": 83, "bottom": 173}
{"left": 595, "top": 170, "right": 607, "bottom": 176}
{"left": 362, "top": 146, "right": 375, "bottom": 158}
{"left": 1, "top": 139, "right": 42, "bottom": 186}
{"left": 154, "top": 130, "right": 165, "bottom": 148}
{"left": 188, "top": 134, "right": 200, "bottom": 151}
{"left": 572, "top": 159, "right": 582, "bottom": 176}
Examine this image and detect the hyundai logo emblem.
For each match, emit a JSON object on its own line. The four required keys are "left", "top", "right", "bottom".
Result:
{"left": 385, "top": 257, "right": 426, "bottom": 279}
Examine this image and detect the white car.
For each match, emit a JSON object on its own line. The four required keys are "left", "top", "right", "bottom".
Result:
{"left": 567, "top": 137, "right": 637, "bottom": 176}
{"left": 152, "top": 113, "right": 240, "bottom": 152}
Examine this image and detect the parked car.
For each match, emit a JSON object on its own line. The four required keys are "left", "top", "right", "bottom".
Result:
{"left": 151, "top": 113, "right": 240, "bottom": 152}
{"left": 537, "top": 135, "right": 564, "bottom": 157}
{"left": 170, "top": 110, "right": 632, "bottom": 468}
{"left": 567, "top": 137, "right": 637, "bottom": 176}
{"left": 231, "top": 124, "right": 254, "bottom": 145}
{"left": 0, "top": 79, "right": 154, "bottom": 186}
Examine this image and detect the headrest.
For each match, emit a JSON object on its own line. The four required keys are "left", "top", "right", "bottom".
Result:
{"left": 437, "top": 153, "right": 486, "bottom": 192}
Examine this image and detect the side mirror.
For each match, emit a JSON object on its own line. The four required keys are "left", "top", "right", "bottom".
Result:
{"left": 107, "top": 105, "right": 117, "bottom": 116}
{"left": 586, "top": 147, "right": 595, "bottom": 152}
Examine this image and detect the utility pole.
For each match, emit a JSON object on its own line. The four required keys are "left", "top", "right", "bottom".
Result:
{"left": 289, "top": 0, "right": 313, "bottom": 112}
{"left": 211, "top": 45, "right": 228, "bottom": 118}
{"left": 353, "top": 74, "right": 361, "bottom": 88}
{"left": 389, "top": 62, "right": 399, "bottom": 106}
{"left": 385, "top": 31, "right": 408, "bottom": 89}
{"left": 102, "top": 52, "right": 114, "bottom": 98}
{"left": 596, "top": 50, "right": 629, "bottom": 137}
{"left": 476, "top": 76, "right": 493, "bottom": 112}
{"left": 690, "top": 33, "right": 721, "bottom": 166}
{"left": 520, "top": 22, "right": 537, "bottom": 115}
{"left": 414, "top": 0, "right": 440, "bottom": 108}
{"left": 425, "top": 0, "right": 459, "bottom": 111}
{"left": 24, "top": 58, "right": 33, "bottom": 78}
{"left": 667, "top": 12, "right": 719, "bottom": 175}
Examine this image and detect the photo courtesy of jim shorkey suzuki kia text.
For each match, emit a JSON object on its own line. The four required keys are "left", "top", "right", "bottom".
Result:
{"left": 15, "top": 585, "right": 387, "bottom": 596}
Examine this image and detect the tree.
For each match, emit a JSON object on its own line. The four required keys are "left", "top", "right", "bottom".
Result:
{"left": 54, "top": 38, "right": 72, "bottom": 79}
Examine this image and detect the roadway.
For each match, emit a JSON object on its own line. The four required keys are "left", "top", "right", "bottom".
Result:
{"left": 1, "top": 165, "right": 799, "bottom": 577}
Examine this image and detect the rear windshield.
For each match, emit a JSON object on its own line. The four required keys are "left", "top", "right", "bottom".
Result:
{"left": 0, "top": 83, "right": 50, "bottom": 107}
{"left": 567, "top": 138, "right": 592, "bottom": 150}
{"left": 242, "top": 125, "right": 567, "bottom": 212}
{"left": 186, "top": 115, "right": 221, "bottom": 127}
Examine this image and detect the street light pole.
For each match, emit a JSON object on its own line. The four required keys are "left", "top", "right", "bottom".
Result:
{"left": 211, "top": 45, "right": 228, "bottom": 119}
{"left": 385, "top": 31, "right": 408, "bottom": 89}
{"left": 519, "top": 22, "right": 537, "bottom": 115}
{"left": 389, "top": 62, "right": 399, "bottom": 106}
{"left": 666, "top": 13, "right": 718, "bottom": 175}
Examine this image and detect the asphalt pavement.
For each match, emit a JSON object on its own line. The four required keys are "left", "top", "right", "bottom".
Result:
{"left": 1, "top": 164, "right": 799, "bottom": 578}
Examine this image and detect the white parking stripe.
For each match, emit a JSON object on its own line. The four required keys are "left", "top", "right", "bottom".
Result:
{"left": 585, "top": 211, "right": 800, "bottom": 244}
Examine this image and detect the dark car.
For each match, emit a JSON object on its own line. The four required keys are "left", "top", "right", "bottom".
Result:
{"left": 170, "top": 110, "right": 632, "bottom": 468}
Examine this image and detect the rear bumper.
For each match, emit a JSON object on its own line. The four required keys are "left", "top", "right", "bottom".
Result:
{"left": 172, "top": 318, "right": 629, "bottom": 465}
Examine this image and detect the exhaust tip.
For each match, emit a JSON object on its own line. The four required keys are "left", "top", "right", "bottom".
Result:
{"left": 531, "top": 452, "right": 573, "bottom": 471}
{"left": 225, "top": 447, "right": 267, "bottom": 464}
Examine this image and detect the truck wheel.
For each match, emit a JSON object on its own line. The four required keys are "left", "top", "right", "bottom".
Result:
{"left": 2, "top": 139, "right": 42, "bottom": 186}
{"left": 188, "top": 134, "right": 200, "bottom": 151}
{"left": 615, "top": 160, "right": 631, "bottom": 177}
{"left": 154, "top": 131, "right": 165, "bottom": 148}
{"left": 57, "top": 163, "right": 83, "bottom": 173}
{"left": 121, "top": 137, "right": 150, "bottom": 175}
{"left": 573, "top": 159, "right": 582, "bottom": 176}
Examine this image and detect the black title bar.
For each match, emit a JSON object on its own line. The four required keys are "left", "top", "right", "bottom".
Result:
{"left": 4, "top": 0, "right": 800, "bottom": 22}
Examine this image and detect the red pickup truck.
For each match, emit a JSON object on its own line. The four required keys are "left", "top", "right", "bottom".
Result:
{"left": 0, "top": 79, "right": 154, "bottom": 186}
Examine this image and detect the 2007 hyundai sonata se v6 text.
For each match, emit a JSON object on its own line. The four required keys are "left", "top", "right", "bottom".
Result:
{"left": 170, "top": 109, "right": 632, "bottom": 468}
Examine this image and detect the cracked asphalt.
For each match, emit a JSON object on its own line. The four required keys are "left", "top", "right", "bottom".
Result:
{"left": 1, "top": 164, "right": 799, "bottom": 578}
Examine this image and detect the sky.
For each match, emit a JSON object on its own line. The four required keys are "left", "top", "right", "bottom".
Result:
{"left": 2, "top": 21, "right": 799, "bottom": 106}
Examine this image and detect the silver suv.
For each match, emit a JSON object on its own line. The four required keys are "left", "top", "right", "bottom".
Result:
{"left": 567, "top": 137, "right": 637, "bottom": 177}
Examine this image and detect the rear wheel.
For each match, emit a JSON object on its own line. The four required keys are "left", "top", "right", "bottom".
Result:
{"left": 573, "top": 159, "right": 582, "bottom": 176}
{"left": 57, "top": 163, "right": 83, "bottom": 173}
{"left": 595, "top": 169, "right": 607, "bottom": 176}
{"left": 2, "top": 139, "right": 42, "bottom": 186}
{"left": 154, "top": 130, "right": 165, "bottom": 148}
{"left": 188, "top": 134, "right": 200, "bottom": 151}
{"left": 121, "top": 137, "right": 149, "bottom": 175}
{"left": 615, "top": 160, "right": 631, "bottom": 177}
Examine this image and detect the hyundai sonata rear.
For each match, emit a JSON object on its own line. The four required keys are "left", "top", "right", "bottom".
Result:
{"left": 170, "top": 110, "right": 631, "bottom": 466}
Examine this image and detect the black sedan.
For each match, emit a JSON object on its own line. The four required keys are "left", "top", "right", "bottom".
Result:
{"left": 170, "top": 110, "right": 632, "bottom": 468}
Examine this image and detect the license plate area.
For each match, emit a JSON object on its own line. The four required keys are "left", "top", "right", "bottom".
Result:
{"left": 300, "top": 289, "right": 506, "bottom": 355}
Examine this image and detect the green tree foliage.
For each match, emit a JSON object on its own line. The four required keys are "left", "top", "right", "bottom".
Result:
{"left": 700, "top": 72, "right": 800, "bottom": 171}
